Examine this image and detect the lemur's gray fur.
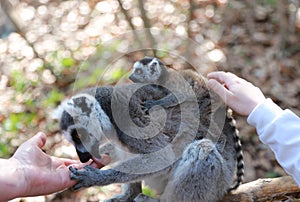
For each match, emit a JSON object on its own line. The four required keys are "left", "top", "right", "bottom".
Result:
{"left": 57, "top": 58, "right": 243, "bottom": 202}
{"left": 130, "top": 56, "right": 244, "bottom": 191}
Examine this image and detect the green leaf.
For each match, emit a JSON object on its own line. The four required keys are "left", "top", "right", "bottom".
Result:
{"left": 112, "top": 68, "right": 123, "bottom": 80}
{"left": 0, "top": 143, "right": 10, "bottom": 158}
{"left": 3, "top": 112, "right": 38, "bottom": 132}
{"left": 44, "top": 89, "right": 65, "bottom": 107}
{"left": 265, "top": 171, "right": 281, "bottom": 178}
{"left": 10, "top": 71, "right": 27, "bottom": 92}
{"left": 142, "top": 186, "right": 157, "bottom": 198}
{"left": 61, "top": 57, "right": 75, "bottom": 68}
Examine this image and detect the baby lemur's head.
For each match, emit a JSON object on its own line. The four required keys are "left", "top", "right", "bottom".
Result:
{"left": 129, "top": 56, "right": 167, "bottom": 83}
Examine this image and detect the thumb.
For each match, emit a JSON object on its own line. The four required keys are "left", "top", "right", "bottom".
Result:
{"left": 27, "top": 132, "right": 47, "bottom": 149}
{"left": 207, "top": 79, "right": 231, "bottom": 103}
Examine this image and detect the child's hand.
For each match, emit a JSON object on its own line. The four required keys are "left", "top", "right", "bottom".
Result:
{"left": 207, "top": 71, "right": 265, "bottom": 116}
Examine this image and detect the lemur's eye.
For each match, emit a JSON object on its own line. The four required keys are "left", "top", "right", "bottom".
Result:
{"left": 136, "top": 69, "right": 142, "bottom": 74}
{"left": 150, "top": 61, "right": 158, "bottom": 70}
{"left": 152, "top": 61, "right": 158, "bottom": 67}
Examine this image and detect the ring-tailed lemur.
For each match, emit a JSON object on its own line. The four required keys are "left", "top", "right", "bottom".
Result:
{"left": 57, "top": 65, "right": 241, "bottom": 202}
{"left": 129, "top": 56, "right": 244, "bottom": 191}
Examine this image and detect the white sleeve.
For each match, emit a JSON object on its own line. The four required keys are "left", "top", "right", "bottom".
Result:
{"left": 247, "top": 98, "right": 300, "bottom": 186}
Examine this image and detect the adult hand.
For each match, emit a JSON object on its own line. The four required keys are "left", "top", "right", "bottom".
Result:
{"left": 1, "top": 132, "right": 110, "bottom": 201}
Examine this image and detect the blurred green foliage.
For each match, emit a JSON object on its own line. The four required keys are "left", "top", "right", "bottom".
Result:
{"left": 0, "top": 37, "right": 129, "bottom": 158}
{"left": 3, "top": 112, "right": 37, "bottom": 132}
{"left": 257, "top": 0, "right": 277, "bottom": 6}
{"left": 43, "top": 89, "right": 65, "bottom": 108}
{"left": 61, "top": 57, "right": 75, "bottom": 68}
{"left": 265, "top": 171, "right": 282, "bottom": 178}
{"left": 110, "top": 67, "right": 127, "bottom": 82}
{"left": 142, "top": 186, "right": 157, "bottom": 198}
{"left": 10, "top": 71, "right": 28, "bottom": 92}
{"left": 0, "top": 143, "right": 10, "bottom": 158}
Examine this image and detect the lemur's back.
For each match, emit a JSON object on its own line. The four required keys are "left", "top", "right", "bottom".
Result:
{"left": 84, "top": 84, "right": 199, "bottom": 155}
{"left": 181, "top": 69, "right": 244, "bottom": 190}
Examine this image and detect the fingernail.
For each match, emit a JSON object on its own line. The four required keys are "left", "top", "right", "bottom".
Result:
{"left": 37, "top": 131, "right": 46, "bottom": 137}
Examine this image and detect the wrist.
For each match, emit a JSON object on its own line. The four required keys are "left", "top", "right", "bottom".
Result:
{"left": 0, "top": 158, "right": 27, "bottom": 200}
{"left": 248, "top": 98, "right": 266, "bottom": 115}
{"left": 247, "top": 98, "right": 283, "bottom": 128}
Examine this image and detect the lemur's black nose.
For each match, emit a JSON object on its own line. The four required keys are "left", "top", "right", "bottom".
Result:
{"left": 129, "top": 74, "right": 133, "bottom": 81}
{"left": 76, "top": 145, "right": 92, "bottom": 163}
{"left": 129, "top": 74, "right": 138, "bottom": 82}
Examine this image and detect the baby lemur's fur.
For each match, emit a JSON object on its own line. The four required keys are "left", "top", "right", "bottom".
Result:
{"left": 57, "top": 58, "right": 243, "bottom": 202}
{"left": 130, "top": 56, "right": 244, "bottom": 191}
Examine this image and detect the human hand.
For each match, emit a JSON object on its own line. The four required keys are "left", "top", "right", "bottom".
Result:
{"left": 9, "top": 132, "right": 110, "bottom": 198}
{"left": 207, "top": 71, "right": 266, "bottom": 116}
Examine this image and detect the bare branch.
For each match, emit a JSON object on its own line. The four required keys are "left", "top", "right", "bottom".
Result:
{"left": 184, "top": 0, "right": 197, "bottom": 63}
{"left": 0, "top": 0, "right": 40, "bottom": 57}
{"left": 116, "top": 0, "right": 144, "bottom": 52}
{"left": 223, "top": 176, "right": 300, "bottom": 202}
{"left": 137, "top": 0, "right": 156, "bottom": 57}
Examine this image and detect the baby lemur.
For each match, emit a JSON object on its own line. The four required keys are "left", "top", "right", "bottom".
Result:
{"left": 57, "top": 58, "right": 243, "bottom": 202}
{"left": 129, "top": 56, "right": 244, "bottom": 191}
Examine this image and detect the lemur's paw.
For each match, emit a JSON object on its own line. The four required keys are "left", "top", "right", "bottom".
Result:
{"left": 69, "top": 165, "right": 98, "bottom": 190}
{"left": 142, "top": 100, "right": 157, "bottom": 111}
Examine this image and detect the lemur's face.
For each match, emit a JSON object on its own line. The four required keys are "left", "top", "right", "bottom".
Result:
{"left": 62, "top": 121, "right": 93, "bottom": 163}
{"left": 129, "top": 56, "right": 164, "bottom": 83}
{"left": 60, "top": 94, "right": 107, "bottom": 164}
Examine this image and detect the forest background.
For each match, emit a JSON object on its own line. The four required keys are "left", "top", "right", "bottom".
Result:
{"left": 0, "top": 0, "right": 300, "bottom": 201}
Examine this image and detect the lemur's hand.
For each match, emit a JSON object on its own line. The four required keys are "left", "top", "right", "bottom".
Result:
{"left": 142, "top": 100, "right": 158, "bottom": 111}
{"left": 70, "top": 165, "right": 103, "bottom": 190}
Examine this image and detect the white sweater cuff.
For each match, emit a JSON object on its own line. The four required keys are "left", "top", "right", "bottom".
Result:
{"left": 247, "top": 98, "right": 283, "bottom": 130}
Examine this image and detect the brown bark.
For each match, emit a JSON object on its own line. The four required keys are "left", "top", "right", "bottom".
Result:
{"left": 222, "top": 176, "right": 300, "bottom": 202}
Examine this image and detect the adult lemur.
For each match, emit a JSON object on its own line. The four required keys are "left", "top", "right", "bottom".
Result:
{"left": 129, "top": 57, "right": 244, "bottom": 191}
{"left": 57, "top": 58, "right": 243, "bottom": 202}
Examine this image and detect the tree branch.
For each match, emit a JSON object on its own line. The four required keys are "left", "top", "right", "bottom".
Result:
{"left": 137, "top": 0, "right": 156, "bottom": 57}
{"left": 116, "top": 0, "right": 144, "bottom": 51}
{"left": 222, "top": 176, "right": 300, "bottom": 202}
{"left": 184, "top": 0, "right": 196, "bottom": 63}
{"left": 0, "top": 0, "right": 40, "bottom": 57}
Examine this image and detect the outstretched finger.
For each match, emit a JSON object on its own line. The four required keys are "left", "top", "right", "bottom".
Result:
{"left": 50, "top": 156, "right": 82, "bottom": 167}
{"left": 207, "top": 71, "right": 238, "bottom": 86}
{"left": 207, "top": 79, "right": 233, "bottom": 103}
